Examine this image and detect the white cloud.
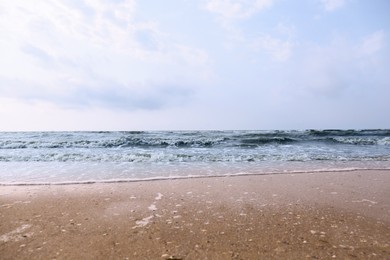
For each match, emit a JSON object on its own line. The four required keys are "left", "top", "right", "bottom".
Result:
{"left": 292, "top": 31, "right": 386, "bottom": 97}
{"left": 0, "top": 1, "right": 213, "bottom": 110}
{"left": 359, "top": 30, "right": 385, "bottom": 56}
{"left": 321, "top": 0, "right": 347, "bottom": 11}
{"left": 204, "top": 0, "right": 273, "bottom": 20}
{"left": 203, "top": 0, "right": 290, "bottom": 60}
{"left": 251, "top": 35, "right": 293, "bottom": 61}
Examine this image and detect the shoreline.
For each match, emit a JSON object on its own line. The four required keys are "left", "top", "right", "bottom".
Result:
{"left": 1, "top": 167, "right": 390, "bottom": 187}
{"left": 1, "top": 170, "right": 389, "bottom": 259}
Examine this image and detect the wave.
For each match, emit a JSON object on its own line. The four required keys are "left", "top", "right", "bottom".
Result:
{"left": 1, "top": 151, "right": 389, "bottom": 163}
{"left": 328, "top": 137, "right": 390, "bottom": 145}
{"left": 1, "top": 130, "right": 389, "bottom": 150}
{"left": 307, "top": 129, "right": 390, "bottom": 137}
{"left": 238, "top": 137, "right": 297, "bottom": 146}
{"left": 101, "top": 137, "right": 228, "bottom": 148}
{"left": 0, "top": 135, "right": 228, "bottom": 149}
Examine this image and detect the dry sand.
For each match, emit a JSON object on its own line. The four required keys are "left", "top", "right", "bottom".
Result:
{"left": 0, "top": 170, "right": 389, "bottom": 259}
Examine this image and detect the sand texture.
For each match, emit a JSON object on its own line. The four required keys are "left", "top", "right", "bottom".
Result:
{"left": 1, "top": 170, "right": 389, "bottom": 259}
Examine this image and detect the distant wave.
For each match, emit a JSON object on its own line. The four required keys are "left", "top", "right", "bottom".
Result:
{"left": 1, "top": 130, "right": 389, "bottom": 150}
{"left": 0, "top": 130, "right": 389, "bottom": 164}
{"left": 325, "top": 136, "right": 390, "bottom": 145}
{"left": 307, "top": 129, "right": 390, "bottom": 137}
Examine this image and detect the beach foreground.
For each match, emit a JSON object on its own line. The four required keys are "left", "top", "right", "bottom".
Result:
{"left": 1, "top": 170, "right": 389, "bottom": 259}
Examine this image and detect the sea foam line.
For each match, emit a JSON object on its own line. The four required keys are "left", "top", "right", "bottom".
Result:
{"left": 1, "top": 167, "right": 389, "bottom": 187}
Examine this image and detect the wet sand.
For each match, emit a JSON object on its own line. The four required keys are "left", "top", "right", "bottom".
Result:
{"left": 1, "top": 170, "right": 389, "bottom": 259}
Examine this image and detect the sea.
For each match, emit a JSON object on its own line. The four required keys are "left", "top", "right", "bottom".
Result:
{"left": 0, "top": 130, "right": 389, "bottom": 185}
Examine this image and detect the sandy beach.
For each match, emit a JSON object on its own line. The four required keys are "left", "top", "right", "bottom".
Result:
{"left": 1, "top": 170, "right": 389, "bottom": 259}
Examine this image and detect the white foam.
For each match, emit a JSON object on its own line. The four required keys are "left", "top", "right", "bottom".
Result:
{"left": 352, "top": 199, "right": 378, "bottom": 204}
{"left": 155, "top": 193, "right": 163, "bottom": 200}
{"left": 133, "top": 216, "right": 154, "bottom": 228}
{"left": 0, "top": 224, "right": 32, "bottom": 242}
{"left": 1, "top": 167, "right": 389, "bottom": 186}
{"left": 148, "top": 204, "right": 157, "bottom": 211}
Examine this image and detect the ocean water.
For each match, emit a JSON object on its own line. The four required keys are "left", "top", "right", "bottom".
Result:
{"left": 0, "top": 130, "right": 389, "bottom": 185}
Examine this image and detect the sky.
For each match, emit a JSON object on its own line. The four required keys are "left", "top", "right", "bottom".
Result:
{"left": 0, "top": 0, "right": 389, "bottom": 131}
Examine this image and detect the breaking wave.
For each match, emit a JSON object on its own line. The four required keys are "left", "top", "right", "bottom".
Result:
{"left": 0, "top": 130, "right": 389, "bottom": 184}
{"left": 0, "top": 130, "right": 389, "bottom": 163}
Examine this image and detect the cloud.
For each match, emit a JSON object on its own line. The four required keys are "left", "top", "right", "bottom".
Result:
{"left": 204, "top": 0, "right": 273, "bottom": 20}
{"left": 251, "top": 35, "right": 293, "bottom": 62}
{"left": 0, "top": 75, "right": 194, "bottom": 111}
{"left": 21, "top": 44, "right": 56, "bottom": 68}
{"left": 202, "top": 0, "right": 273, "bottom": 44}
{"left": 72, "top": 81, "right": 194, "bottom": 111}
{"left": 291, "top": 31, "right": 386, "bottom": 97}
{"left": 320, "top": 0, "right": 347, "bottom": 11}
{"left": 359, "top": 30, "right": 385, "bottom": 56}
{"left": 203, "top": 0, "right": 293, "bottom": 62}
{"left": 0, "top": 1, "right": 212, "bottom": 111}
